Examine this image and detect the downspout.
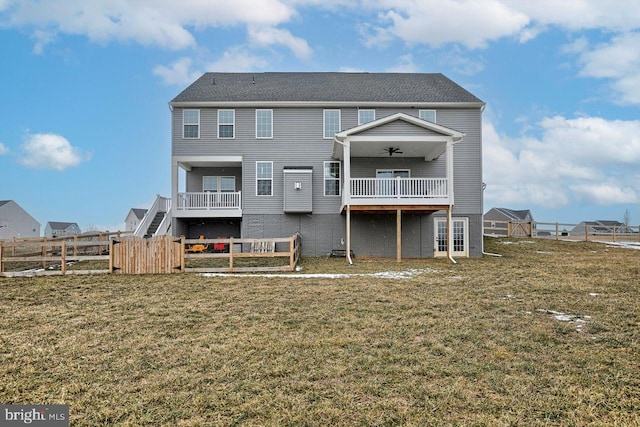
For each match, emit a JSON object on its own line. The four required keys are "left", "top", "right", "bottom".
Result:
{"left": 446, "top": 139, "right": 457, "bottom": 264}
{"left": 447, "top": 206, "right": 457, "bottom": 264}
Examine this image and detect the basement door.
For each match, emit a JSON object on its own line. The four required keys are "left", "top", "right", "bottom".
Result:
{"left": 434, "top": 217, "right": 469, "bottom": 257}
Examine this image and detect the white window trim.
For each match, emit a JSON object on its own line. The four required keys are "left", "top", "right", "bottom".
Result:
{"left": 358, "top": 109, "right": 376, "bottom": 125}
{"left": 323, "top": 109, "right": 341, "bottom": 139}
{"left": 375, "top": 169, "right": 410, "bottom": 178}
{"left": 256, "top": 161, "right": 273, "bottom": 196}
{"left": 256, "top": 109, "right": 273, "bottom": 139}
{"left": 183, "top": 109, "right": 200, "bottom": 139}
{"left": 324, "top": 161, "right": 341, "bottom": 196}
{"left": 434, "top": 217, "right": 469, "bottom": 258}
{"left": 203, "top": 176, "right": 236, "bottom": 192}
{"left": 218, "top": 109, "right": 235, "bottom": 139}
{"left": 419, "top": 109, "right": 436, "bottom": 123}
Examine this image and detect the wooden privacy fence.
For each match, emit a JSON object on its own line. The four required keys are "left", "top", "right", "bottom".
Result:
{"left": 0, "top": 233, "right": 302, "bottom": 276}
{"left": 110, "top": 236, "right": 184, "bottom": 274}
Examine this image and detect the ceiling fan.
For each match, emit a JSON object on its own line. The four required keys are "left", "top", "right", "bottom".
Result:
{"left": 381, "top": 147, "right": 403, "bottom": 156}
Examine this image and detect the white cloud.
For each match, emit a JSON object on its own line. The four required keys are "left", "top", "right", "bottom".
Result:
{"left": 507, "top": 0, "right": 640, "bottom": 33}
{"left": 572, "top": 32, "right": 640, "bottom": 105}
{"left": 19, "top": 133, "right": 88, "bottom": 171}
{"left": 386, "top": 54, "right": 419, "bottom": 73}
{"left": 153, "top": 57, "right": 202, "bottom": 86}
{"left": 366, "top": 0, "right": 530, "bottom": 49}
{"left": 248, "top": 26, "right": 312, "bottom": 59}
{"left": 204, "top": 47, "right": 268, "bottom": 72}
{"left": 3, "top": 0, "right": 296, "bottom": 50}
{"left": 483, "top": 114, "right": 640, "bottom": 209}
{"left": 0, "top": 142, "right": 8, "bottom": 155}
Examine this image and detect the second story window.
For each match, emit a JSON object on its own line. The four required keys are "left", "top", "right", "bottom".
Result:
{"left": 358, "top": 109, "right": 375, "bottom": 125}
{"left": 323, "top": 109, "right": 341, "bottom": 139}
{"left": 256, "top": 109, "right": 273, "bottom": 139}
{"left": 183, "top": 109, "right": 200, "bottom": 139}
{"left": 419, "top": 109, "right": 436, "bottom": 123}
{"left": 218, "top": 109, "right": 235, "bottom": 139}
{"left": 256, "top": 161, "right": 273, "bottom": 196}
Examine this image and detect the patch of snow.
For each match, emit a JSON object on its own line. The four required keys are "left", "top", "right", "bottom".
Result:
{"left": 201, "top": 268, "right": 437, "bottom": 280}
{"left": 589, "top": 292, "right": 599, "bottom": 297}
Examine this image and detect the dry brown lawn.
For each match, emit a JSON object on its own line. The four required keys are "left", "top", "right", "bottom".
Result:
{"left": 1, "top": 237, "right": 639, "bottom": 426}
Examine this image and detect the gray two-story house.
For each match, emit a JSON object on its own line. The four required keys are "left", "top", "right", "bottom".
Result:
{"left": 169, "top": 72, "right": 484, "bottom": 259}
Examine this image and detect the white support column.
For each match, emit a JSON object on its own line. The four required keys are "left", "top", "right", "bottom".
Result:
{"left": 171, "top": 159, "right": 179, "bottom": 211}
{"left": 342, "top": 139, "right": 351, "bottom": 206}
{"left": 446, "top": 139, "right": 454, "bottom": 204}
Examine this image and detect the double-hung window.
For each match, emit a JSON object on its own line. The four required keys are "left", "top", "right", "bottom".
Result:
{"left": 256, "top": 109, "right": 273, "bottom": 139}
{"left": 203, "top": 176, "right": 236, "bottom": 192}
{"left": 183, "top": 109, "right": 200, "bottom": 138}
{"left": 218, "top": 109, "right": 235, "bottom": 138}
{"left": 256, "top": 161, "right": 273, "bottom": 196}
{"left": 324, "top": 161, "right": 340, "bottom": 196}
{"left": 419, "top": 109, "right": 436, "bottom": 123}
{"left": 323, "top": 109, "right": 341, "bottom": 139}
{"left": 358, "top": 109, "right": 375, "bottom": 125}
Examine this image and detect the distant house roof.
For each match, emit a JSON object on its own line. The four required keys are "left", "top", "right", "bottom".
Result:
{"left": 131, "top": 208, "right": 147, "bottom": 220}
{"left": 171, "top": 72, "right": 485, "bottom": 105}
{"left": 47, "top": 221, "right": 79, "bottom": 230}
{"left": 492, "top": 208, "right": 533, "bottom": 221}
{"left": 0, "top": 200, "right": 10, "bottom": 208}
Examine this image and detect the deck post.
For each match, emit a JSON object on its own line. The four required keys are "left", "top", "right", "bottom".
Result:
{"left": 346, "top": 205, "right": 352, "bottom": 265}
{"left": 447, "top": 206, "right": 453, "bottom": 262}
{"left": 396, "top": 209, "right": 402, "bottom": 262}
{"left": 42, "top": 238, "right": 47, "bottom": 270}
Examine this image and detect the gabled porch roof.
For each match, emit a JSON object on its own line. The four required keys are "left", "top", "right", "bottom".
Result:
{"left": 332, "top": 112, "right": 464, "bottom": 161}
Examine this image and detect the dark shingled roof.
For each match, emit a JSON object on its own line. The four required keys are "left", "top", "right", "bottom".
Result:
{"left": 48, "top": 222, "right": 78, "bottom": 229}
{"left": 171, "top": 72, "right": 483, "bottom": 104}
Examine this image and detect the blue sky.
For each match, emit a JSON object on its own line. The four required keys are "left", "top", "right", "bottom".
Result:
{"left": 1, "top": 0, "right": 639, "bottom": 231}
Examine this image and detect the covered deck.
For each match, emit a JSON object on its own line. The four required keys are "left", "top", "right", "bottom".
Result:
{"left": 332, "top": 113, "right": 463, "bottom": 262}
{"left": 171, "top": 156, "right": 243, "bottom": 218}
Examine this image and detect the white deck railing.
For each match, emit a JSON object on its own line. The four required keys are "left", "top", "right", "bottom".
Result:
{"left": 177, "top": 191, "right": 242, "bottom": 210}
{"left": 350, "top": 177, "right": 448, "bottom": 199}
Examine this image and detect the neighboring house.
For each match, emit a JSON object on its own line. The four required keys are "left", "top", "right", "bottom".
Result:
{"left": 570, "top": 220, "right": 629, "bottom": 236}
{"left": 44, "top": 221, "right": 81, "bottom": 237}
{"left": 483, "top": 207, "right": 535, "bottom": 236}
{"left": 0, "top": 200, "right": 40, "bottom": 240}
{"left": 169, "top": 72, "right": 485, "bottom": 259}
{"left": 125, "top": 208, "right": 148, "bottom": 232}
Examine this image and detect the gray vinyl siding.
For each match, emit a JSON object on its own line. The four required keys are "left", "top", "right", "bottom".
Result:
{"left": 173, "top": 106, "right": 482, "bottom": 216}
{"left": 358, "top": 120, "right": 443, "bottom": 137}
{"left": 186, "top": 167, "right": 242, "bottom": 192}
{"left": 172, "top": 104, "right": 483, "bottom": 258}
{"left": 0, "top": 201, "right": 41, "bottom": 239}
{"left": 283, "top": 170, "right": 313, "bottom": 212}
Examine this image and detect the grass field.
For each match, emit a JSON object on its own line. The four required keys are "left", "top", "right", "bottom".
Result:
{"left": 1, "top": 237, "right": 638, "bottom": 426}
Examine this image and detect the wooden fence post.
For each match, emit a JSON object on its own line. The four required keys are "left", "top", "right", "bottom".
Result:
{"left": 585, "top": 224, "right": 589, "bottom": 241}
{"left": 180, "top": 236, "right": 185, "bottom": 272}
{"left": 61, "top": 241, "right": 66, "bottom": 275}
{"left": 229, "top": 237, "right": 234, "bottom": 272}
{"left": 555, "top": 223, "right": 559, "bottom": 240}
{"left": 507, "top": 221, "right": 512, "bottom": 237}
{"left": 42, "top": 238, "right": 47, "bottom": 270}
{"left": 612, "top": 225, "right": 616, "bottom": 242}
{"left": 0, "top": 241, "right": 4, "bottom": 273}
{"left": 289, "top": 234, "right": 295, "bottom": 271}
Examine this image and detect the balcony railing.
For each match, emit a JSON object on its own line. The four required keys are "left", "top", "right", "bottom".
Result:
{"left": 177, "top": 191, "right": 242, "bottom": 210}
{"left": 350, "top": 177, "right": 448, "bottom": 199}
